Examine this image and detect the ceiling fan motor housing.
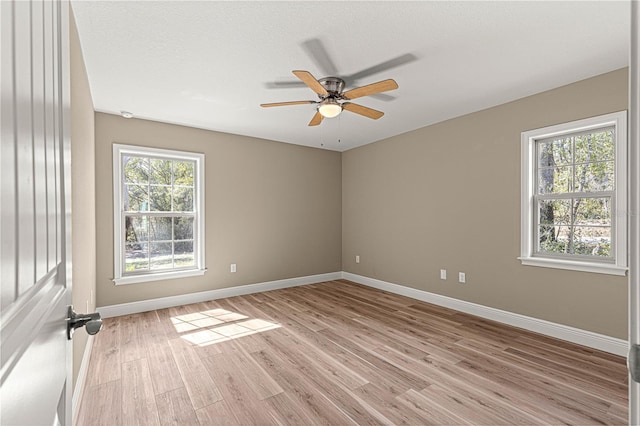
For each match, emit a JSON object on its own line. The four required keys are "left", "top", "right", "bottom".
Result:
{"left": 318, "top": 77, "right": 345, "bottom": 99}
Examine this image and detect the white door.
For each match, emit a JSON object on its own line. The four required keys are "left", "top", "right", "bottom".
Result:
{"left": 1, "top": 0, "right": 73, "bottom": 425}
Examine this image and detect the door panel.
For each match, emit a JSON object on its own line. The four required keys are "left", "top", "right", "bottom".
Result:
{"left": 1, "top": 0, "right": 72, "bottom": 424}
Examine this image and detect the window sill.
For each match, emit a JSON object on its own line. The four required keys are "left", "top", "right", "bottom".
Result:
{"left": 113, "top": 268, "right": 207, "bottom": 285}
{"left": 518, "top": 257, "right": 627, "bottom": 276}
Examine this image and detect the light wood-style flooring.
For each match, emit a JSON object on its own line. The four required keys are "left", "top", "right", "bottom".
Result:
{"left": 77, "top": 280, "right": 628, "bottom": 425}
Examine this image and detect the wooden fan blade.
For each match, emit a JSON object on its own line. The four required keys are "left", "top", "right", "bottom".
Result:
{"left": 308, "top": 111, "right": 324, "bottom": 126}
{"left": 260, "top": 100, "right": 315, "bottom": 108}
{"left": 343, "top": 79, "right": 398, "bottom": 100}
{"left": 342, "top": 102, "right": 384, "bottom": 120}
{"left": 292, "top": 70, "right": 328, "bottom": 96}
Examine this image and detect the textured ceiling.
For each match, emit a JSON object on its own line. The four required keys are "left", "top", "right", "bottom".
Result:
{"left": 71, "top": 1, "right": 630, "bottom": 152}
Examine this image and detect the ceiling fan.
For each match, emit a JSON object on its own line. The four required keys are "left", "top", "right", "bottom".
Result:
{"left": 261, "top": 70, "right": 399, "bottom": 126}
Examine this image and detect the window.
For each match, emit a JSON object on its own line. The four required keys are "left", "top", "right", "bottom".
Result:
{"left": 520, "top": 111, "right": 627, "bottom": 275}
{"left": 113, "top": 144, "right": 205, "bottom": 284}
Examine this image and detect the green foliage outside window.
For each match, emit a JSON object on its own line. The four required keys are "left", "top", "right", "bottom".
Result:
{"left": 122, "top": 155, "right": 196, "bottom": 273}
{"left": 536, "top": 129, "right": 614, "bottom": 258}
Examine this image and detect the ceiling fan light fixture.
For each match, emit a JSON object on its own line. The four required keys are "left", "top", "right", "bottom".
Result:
{"left": 318, "top": 99, "right": 342, "bottom": 118}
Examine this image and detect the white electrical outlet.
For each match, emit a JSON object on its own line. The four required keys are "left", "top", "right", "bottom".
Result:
{"left": 355, "top": 255, "right": 360, "bottom": 264}
{"left": 459, "top": 272, "right": 466, "bottom": 283}
{"left": 440, "top": 269, "right": 447, "bottom": 280}
{"left": 230, "top": 263, "right": 237, "bottom": 273}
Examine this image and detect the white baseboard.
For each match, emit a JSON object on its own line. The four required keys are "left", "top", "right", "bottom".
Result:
{"left": 97, "top": 272, "right": 342, "bottom": 318}
{"left": 72, "top": 334, "right": 95, "bottom": 425}
{"left": 342, "top": 272, "right": 628, "bottom": 357}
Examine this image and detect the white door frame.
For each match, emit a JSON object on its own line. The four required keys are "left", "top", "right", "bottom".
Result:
{"left": 629, "top": 1, "right": 640, "bottom": 424}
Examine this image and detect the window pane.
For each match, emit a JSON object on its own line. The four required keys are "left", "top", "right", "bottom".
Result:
{"left": 538, "top": 225, "right": 569, "bottom": 254}
{"left": 571, "top": 226, "right": 611, "bottom": 257}
{"left": 150, "top": 217, "right": 172, "bottom": 241}
{"left": 174, "top": 187, "right": 194, "bottom": 211}
{"left": 175, "top": 241, "right": 194, "bottom": 268}
{"left": 574, "top": 130, "right": 614, "bottom": 163}
{"left": 174, "top": 161, "right": 194, "bottom": 186}
{"left": 538, "top": 198, "right": 570, "bottom": 255}
{"left": 538, "top": 166, "right": 572, "bottom": 194}
{"left": 174, "top": 217, "right": 194, "bottom": 240}
{"left": 574, "top": 161, "right": 614, "bottom": 192}
{"left": 124, "top": 184, "right": 148, "bottom": 211}
{"left": 537, "top": 138, "right": 572, "bottom": 168}
{"left": 117, "top": 146, "right": 203, "bottom": 280}
{"left": 123, "top": 156, "right": 149, "bottom": 184}
{"left": 150, "top": 158, "right": 172, "bottom": 185}
{"left": 125, "top": 216, "right": 148, "bottom": 243}
{"left": 150, "top": 242, "right": 173, "bottom": 270}
{"left": 150, "top": 186, "right": 171, "bottom": 211}
{"left": 538, "top": 199, "right": 571, "bottom": 226}
{"left": 574, "top": 197, "right": 611, "bottom": 227}
{"left": 125, "top": 242, "right": 149, "bottom": 272}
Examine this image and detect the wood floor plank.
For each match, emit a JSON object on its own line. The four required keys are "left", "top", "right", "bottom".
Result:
{"left": 262, "top": 392, "right": 323, "bottom": 425}
{"left": 195, "top": 399, "right": 244, "bottom": 426}
{"left": 155, "top": 387, "right": 200, "bottom": 426}
{"left": 455, "top": 356, "right": 618, "bottom": 425}
{"left": 507, "top": 336, "right": 629, "bottom": 384}
{"left": 138, "top": 310, "right": 169, "bottom": 348}
{"left": 120, "top": 314, "right": 145, "bottom": 363}
{"left": 347, "top": 316, "right": 466, "bottom": 364}
{"left": 415, "top": 352, "right": 569, "bottom": 424}
{"left": 313, "top": 327, "right": 432, "bottom": 393}
{"left": 76, "top": 380, "right": 122, "bottom": 426}
{"left": 458, "top": 336, "right": 627, "bottom": 409}
{"left": 251, "top": 347, "right": 360, "bottom": 425}
{"left": 213, "top": 340, "right": 284, "bottom": 400}
{"left": 145, "top": 341, "right": 184, "bottom": 396}
{"left": 87, "top": 317, "right": 121, "bottom": 386}
{"left": 352, "top": 382, "right": 435, "bottom": 425}
{"left": 121, "top": 358, "right": 161, "bottom": 426}
{"left": 167, "top": 337, "right": 223, "bottom": 410}
{"left": 244, "top": 309, "right": 370, "bottom": 391}
{"left": 201, "top": 353, "right": 281, "bottom": 425}
{"left": 419, "top": 383, "right": 511, "bottom": 425}
{"left": 395, "top": 387, "right": 471, "bottom": 425}
{"left": 78, "top": 280, "right": 628, "bottom": 425}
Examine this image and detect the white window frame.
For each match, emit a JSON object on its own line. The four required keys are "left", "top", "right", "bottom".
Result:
{"left": 113, "top": 144, "right": 206, "bottom": 285}
{"left": 519, "top": 111, "right": 628, "bottom": 276}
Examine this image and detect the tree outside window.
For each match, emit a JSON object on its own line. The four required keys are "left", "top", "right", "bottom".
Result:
{"left": 113, "top": 144, "right": 205, "bottom": 285}
{"left": 536, "top": 129, "right": 614, "bottom": 259}
{"left": 520, "top": 111, "right": 627, "bottom": 275}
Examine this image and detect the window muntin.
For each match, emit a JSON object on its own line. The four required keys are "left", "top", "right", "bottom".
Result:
{"left": 534, "top": 128, "right": 615, "bottom": 260}
{"left": 114, "top": 145, "right": 205, "bottom": 284}
{"left": 520, "top": 111, "right": 627, "bottom": 275}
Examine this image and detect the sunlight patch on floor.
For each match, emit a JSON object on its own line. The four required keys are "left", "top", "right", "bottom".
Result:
{"left": 171, "top": 308, "right": 280, "bottom": 346}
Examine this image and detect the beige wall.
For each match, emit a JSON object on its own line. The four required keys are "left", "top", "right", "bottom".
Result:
{"left": 70, "top": 8, "right": 96, "bottom": 391}
{"left": 82, "top": 59, "right": 627, "bottom": 340}
{"left": 95, "top": 114, "right": 342, "bottom": 307}
{"left": 342, "top": 68, "right": 629, "bottom": 339}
